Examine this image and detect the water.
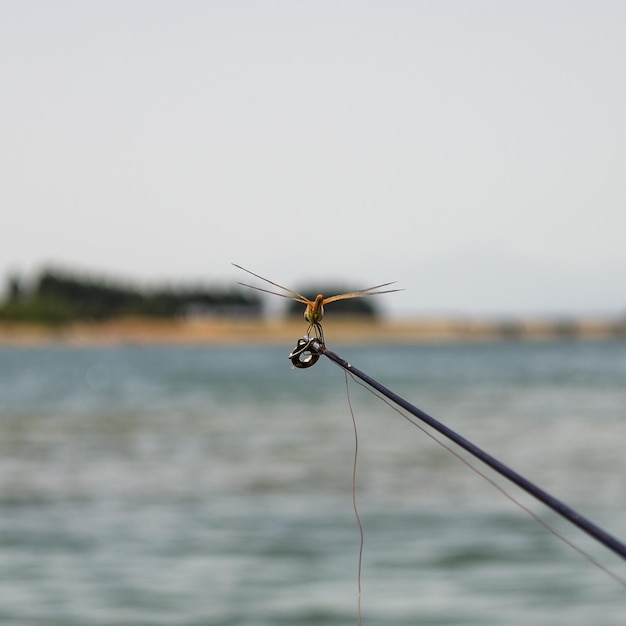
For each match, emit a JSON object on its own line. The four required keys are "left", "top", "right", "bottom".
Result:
{"left": 0, "top": 341, "right": 624, "bottom": 625}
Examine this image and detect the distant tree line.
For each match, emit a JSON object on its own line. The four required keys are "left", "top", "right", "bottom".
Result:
{"left": 0, "top": 268, "right": 262, "bottom": 324}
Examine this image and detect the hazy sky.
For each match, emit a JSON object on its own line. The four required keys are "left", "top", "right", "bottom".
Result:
{"left": 2, "top": 1, "right": 625, "bottom": 316}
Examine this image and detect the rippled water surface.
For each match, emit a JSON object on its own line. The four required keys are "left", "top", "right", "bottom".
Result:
{"left": 0, "top": 341, "right": 625, "bottom": 624}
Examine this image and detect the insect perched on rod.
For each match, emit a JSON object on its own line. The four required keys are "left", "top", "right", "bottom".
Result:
{"left": 232, "top": 263, "right": 402, "bottom": 344}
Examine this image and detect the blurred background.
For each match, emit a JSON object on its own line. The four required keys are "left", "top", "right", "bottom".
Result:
{"left": 2, "top": 1, "right": 626, "bottom": 317}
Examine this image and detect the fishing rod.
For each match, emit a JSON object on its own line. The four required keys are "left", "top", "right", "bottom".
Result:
{"left": 288, "top": 336, "right": 626, "bottom": 561}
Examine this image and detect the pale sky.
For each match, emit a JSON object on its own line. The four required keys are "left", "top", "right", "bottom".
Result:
{"left": 2, "top": 1, "right": 625, "bottom": 316}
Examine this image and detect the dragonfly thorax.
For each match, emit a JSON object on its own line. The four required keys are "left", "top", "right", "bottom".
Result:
{"left": 304, "top": 295, "right": 325, "bottom": 324}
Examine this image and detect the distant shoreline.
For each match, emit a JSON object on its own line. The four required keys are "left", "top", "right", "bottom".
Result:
{"left": 1, "top": 316, "right": 625, "bottom": 346}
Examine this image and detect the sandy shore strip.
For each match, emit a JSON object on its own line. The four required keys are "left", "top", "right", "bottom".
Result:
{"left": 0, "top": 316, "right": 625, "bottom": 346}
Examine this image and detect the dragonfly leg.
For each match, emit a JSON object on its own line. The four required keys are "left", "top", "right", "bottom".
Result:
{"left": 307, "top": 322, "right": 325, "bottom": 345}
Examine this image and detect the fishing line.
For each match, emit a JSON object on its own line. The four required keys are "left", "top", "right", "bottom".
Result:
{"left": 320, "top": 347, "right": 626, "bottom": 558}
{"left": 316, "top": 345, "right": 626, "bottom": 590}
{"left": 342, "top": 368, "right": 626, "bottom": 588}
{"left": 343, "top": 370, "right": 364, "bottom": 626}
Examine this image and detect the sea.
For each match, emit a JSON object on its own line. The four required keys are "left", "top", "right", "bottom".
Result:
{"left": 0, "top": 339, "right": 625, "bottom": 625}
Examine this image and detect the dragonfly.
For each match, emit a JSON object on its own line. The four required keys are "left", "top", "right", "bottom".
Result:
{"left": 233, "top": 263, "right": 402, "bottom": 343}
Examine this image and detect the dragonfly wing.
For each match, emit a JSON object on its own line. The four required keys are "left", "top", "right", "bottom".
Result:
{"left": 232, "top": 263, "right": 310, "bottom": 302}
{"left": 323, "top": 285, "right": 403, "bottom": 304}
{"left": 351, "top": 281, "right": 398, "bottom": 293}
{"left": 235, "top": 281, "right": 309, "bottom": 304}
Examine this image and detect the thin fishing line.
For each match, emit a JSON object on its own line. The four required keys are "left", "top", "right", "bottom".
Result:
{"left": 344, "top": 370, "right": 364, "bottom": 626}
{"left": 319, "top": 346, "right": 626, "bottom": 560}
{"left": 344, "top": 369, "right": 626, "bottom": 589}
